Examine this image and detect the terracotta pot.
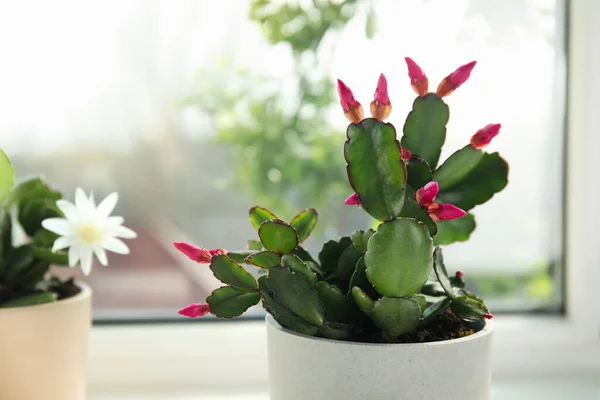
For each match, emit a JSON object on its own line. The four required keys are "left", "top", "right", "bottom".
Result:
{"left": 266, "top": 314, "right": 493, "bottom": 400}
{"left": 0, "top": 282, "right": 91, "bottom": 400}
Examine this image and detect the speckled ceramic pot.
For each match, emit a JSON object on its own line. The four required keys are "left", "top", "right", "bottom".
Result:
{"left": 0, "top": 282, "right": 91, "bottom": 400}
{"left": 266, "top": 314, "right": 493, "bottom": 400}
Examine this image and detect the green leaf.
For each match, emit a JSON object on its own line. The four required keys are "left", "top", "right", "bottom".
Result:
{"left": 32, "top": 247, "right": 69, "bottom": 266}
{"left": 399, "top": 198, "right": 437, "bottom": 236}
{"left": 419, "top": 297, "right": 453, "bottom": 328}
{"left": 259, "top": 276, "right": 319, "bottom": 336}
{"left": 226, "top": 251, "right": 254, "bottom": 263}
{"left": 337, "top": 245, "right": 362, "bottom": 287}
{"left": 207, "top": 286, "right": 260, "bottom": 318}
{"left": 209, "top": 255, "right": 257, "bottom": 290}
{"left": 15, "top": 259, "right": 50, "bottom": 291}
{"left": 434, "top": 145, "right": 484, "bottom": 191}
{"left": 281, "top": 254, "right": 317, "bottom": 285}
{"left": 19, "top": 197, "right": 63, "bottom": 236}
{"left": 290, "top": 208, "right": 318, "bottom": 243}
{"left": 3, "top": 245, "right": 35, "bottom": 283}
{"left": 373, "top": 296, "right": 421, "bottom": 340}
{"left": 365, "top": 218, "right": 433, "bottom": 297}
{"left": 7, "top": 177, "right": 61, "bottom": 207}
{"left": 433, "top": 247, "right": 454, "bottom": 298}
{"left": 451, "top": 296, "right": 488, "bottom": 322}
{"left": 349, "top": 257, "right": 379, "bottom": 300}
{"left": 247, "top": 240, "right": 263, "bottom": 251}
{"left": 401, "top": 94, "right": 450, "bottom": 169}
{"left": 318, "top": 237, "right": 352, "bottom": 279}
{"left": 345, "top": 118, "right": 406, "bottom": 221}
{"left": 32, "top": 228, "right": 60, "bottom": 248}
{"left": 0, "top": 211, "right": 12, "bottom": 271}
{"left": 318, "top": 321, "right": 355, "bottom": 340}
{"left": 413, "top": 293, "right": 427, "bottom": 313}
{"left": 316, "top": 281, "right": 355, "bottom": 322}
{"left": 0, "top": 292, "right": 57, "bottom": 308}
{"left": 436, "top": 152, "right": 509, "bottom": 211}
{"left": 406, "top": 155, "right": 432, "bottom": 191}
{"left": 420, "top": 282, "right": 446, "bottom": 297}
{"left": 245, "top": 251, "right": 280, "bottom": 269}
{"left": 433, "top": 213, "right": 476, "bottom": 246}
{"left": 351, "top": 286, "right": 375, "bottom": 316}
{"left": 267, "top": 266, "right": 324, "bottom": 327}
{"left": 0, "top": 148, "right": 16, "bottom": 204}
{"left": 351, "top": 229, "right": 375, "bottom": 253}
{"left": 258, "top": 220, "right": 298, "bottom": 254}
{"left": 249, "top": 206, "right": 278, "bottom": 230}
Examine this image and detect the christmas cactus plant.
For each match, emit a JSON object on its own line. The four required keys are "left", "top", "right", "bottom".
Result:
{"left": 174, "top": 58, "right": 508, "bottom": 342}
{"left": 0, "top": 149, "right": 136, "bottom": 308}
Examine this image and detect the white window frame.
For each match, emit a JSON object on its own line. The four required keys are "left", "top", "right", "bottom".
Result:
{"left": 87, "top": 1, "right": 600, "bottom": 394}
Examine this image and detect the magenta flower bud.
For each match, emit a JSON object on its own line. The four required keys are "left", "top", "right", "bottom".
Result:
{"left": 178, "top": 303, "right": 210, "bottom": 318}
{"left": 337, "top": 79, "right": 364, "bottom": 123}
{"left": 209, "top": 248, "right": 227, "bottom": 256}
{"left": 173, "top": 242, "right": 212, "bottom": 263}
{"left": 405, "top": 57, "right": 428, "bottom": 96}
{"left": 370, "top": 73, "right": 392, "bottom": 121}
{"left": 400, "top": 146, "right": 412, "bottom": 162}
{"left": 470, "top": 123, "right": 501, "bottom": 149}
{"left": 436, "top": 61, "right": 477, "bottom": 97}
{"left": 344, "top": 192, "right": 361, "bottom": 206}
{"left": 456, "top": 270, "right": 464, "bottom": 278}
{"left": 416, "top": 181, "right": 439, "bottom": 207}
{"left": 485, "top": 313, "right": 494, "bottom": 320}
{"left": 427, "top": 203, "right": 467, "bottom": 222}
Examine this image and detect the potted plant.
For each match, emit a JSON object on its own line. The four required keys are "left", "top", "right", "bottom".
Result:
{"left": 174, "top": 58, "right": 508, "bottom": 400}
{"left": 0, "top": 149, "right": 136, "bottom": 400}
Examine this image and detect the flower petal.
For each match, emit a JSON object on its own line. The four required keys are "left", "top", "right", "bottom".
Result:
{"left": 405, "top": 57, "right": 429, "bottom": 96}
{"left": 470, "top": 123, "right": 501, "bottom": 149}
{"left": 337, "top": 79, "right": 364, "bottom": 123}
{"left": 416, "top": 182, "right": 439, "bottom": 207}
{"left": 42, "top": 218, "right": 75, "bottom": 236}
{"left": 56, "top": 200, "right": 77, "bottom": 220}
{"left": 80, "top": 248, "right": 93, "bottom": 276}
{"left": 178, "top": 303, "right": 210, "bottom": 318}
{"left": 94, "top": 245, "right": 108, "bottom": 266}
{"left": 111, "top": 225, "right": 137, "bottom": 239}
{"left": 436, "top": 61, "right": 477, "bottom": 97}
{"left": 52, "top": 236, "right": 75, "bottom": 252}
{"left": 107, "top": 216, "right": 125, "bottom": 227}
{"left": 344, "top": 192, "right": 361, "bottom": 206}
{"left": 102, "top": 237, "right": 130, "bottom": 255}
{"left": 68, "top": 244, "right": 81, "bottom": 267}
{"left": 173, "top": 241, "right": 212, "bottom": 263}
{"left": 427, "top": 203, "right": 466, "bottom": 222}
{"left": 75, "top": 188, "right": 89, "bottom": 212}
{"left": 97, "top": 192, "right": 118, "bottom": 218}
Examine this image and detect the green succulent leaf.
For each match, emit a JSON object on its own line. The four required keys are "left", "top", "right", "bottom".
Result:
{"left": 0, "top": 149, "right": 16, "bottom": 204}
{"left": 315, "top": 281, "right": 355, "bottom": 322}
{"left": 401, "top": 94, "right": 450, "bottom": 169}
{"left": 0, "top": 211, "right": 12, "bottom": 269}
{"left": 419, "top": 297, "right": 453, "bottom": 328}
{"left": 7, "top": 177, "right": 61, "bottom": 207}
{"left": 413, "top": 294, "right": 427, "bottom": 313}
{"left": 259, "top": 276, "right": 320, "bottom": 336}
{"left": 258, "top": 220, "right": 299, "bottom": 254}
{"left": 351, "top": 229, "right": 375, "bottom": 253}
{"left": 3, "top": 245, "right": 35, "bottom": 283}
{"left": 14, "top": 260, "right": 50, "bottom": 291}
{"left": 436, "top": 152, "right": 509, "bottom": 211}
{"left": 434, "top": 145, "right": 484, "bottom": 191}
{"left": 209, "top": 255, "right": 257, "bottom": 290}
{"left": 290, "top": 208, "right": 318, "bottom": 243}
{"left": 266, "top": 266, "right": 324, "bottom": 327}
{"left": 281, "top": 254, "right": 317, "bottom": 285}
{"left": 451, "top": 296, "right": 489, "bottom": 322}
{"left": 318, "top": 321, "right": 355, "bottom": 340}
{"left": 351, "top": 286, "right": 375, "bottom": 316}
{"left": 247, "top": 240, "right": 263, "bottom": 251}
{"left": 207, "top": 286, "right": 260, "bottom": 318}
{"left": 226, "top": 251, "right": 254, "bottom": 264}
{"left": 349, "top": 257, "right": 379, "bottom": 300}
{"left": 245, "top": 251, "right": 280, "bottom": 269}
{"left": 249, "top": 206, "right": 278, "bottom": 230}
{"left": 318, "top": 237, "right": 352, "bottom": 279}
{"left": 32, "top": 247, "right": 69, "bottom": 266}
{"left": 365, "top": 218, "right": 433, "bottom": 297}
{"left": 406, "top": 155, "right": 432, "bottom": 191}
{"left": 399, "top": 198, "right": 437, "bottom": 236}
{"left": 337, "top": 245, "right": 362, "bottom": 287}
{"left": 0, "top": 292, "right": 58, "bottom": 308}
{"left": 433, "top": 212, "right": 476, "bottom": 246}
{"left": 433, "top": 247, "right": 454, "bottom": 298}
{"left": 345, "top": 118, "right": 406, "bottom": 221}
{"left": 420, "top": 282, "right": 446, "bottom": 297}
{"left": 372, "top": 296, "right": 421, "bottom": 340}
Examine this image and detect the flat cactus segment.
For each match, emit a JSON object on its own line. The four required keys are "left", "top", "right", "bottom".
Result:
{"left": 249, "top": 206, "right": 278, "bottom": 230}
{"left": 207, "top": 286, "right": 260, "bottom": 318}
{"left": 290, "top": 208, "right": 318, "bottom": 242}
{"left": 433, "top": 213, "right": 476, "bottom": 246}
{"left": 258, "top": 220, "right": 299, "bottom": 254}
{"left": 434, "top": 145, "right": 484, "bottom": 191}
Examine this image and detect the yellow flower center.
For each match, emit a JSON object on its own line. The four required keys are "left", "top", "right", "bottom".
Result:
{"left": 78, "top": 224, "right": 101, "bottom": 244}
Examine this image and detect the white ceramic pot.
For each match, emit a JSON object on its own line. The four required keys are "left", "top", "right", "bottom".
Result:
{"left": 0, "top": 282, "right": 91, "bottom": 400}
{"left": 266, "top": 314, "right": 493, "bottom": 400}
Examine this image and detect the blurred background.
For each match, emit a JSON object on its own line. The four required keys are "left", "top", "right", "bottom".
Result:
{"left": 0, "top": 0, "right": 565, "bottom": 320}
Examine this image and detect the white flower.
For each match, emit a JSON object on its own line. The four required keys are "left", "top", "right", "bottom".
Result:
{"left": 41, "top": 188, "right": 136, "bottom": 276}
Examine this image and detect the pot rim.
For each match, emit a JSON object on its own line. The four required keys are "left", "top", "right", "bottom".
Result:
{"left": 266, "top": 313, "right": 494, "bottom": 347}
{"left": 0, "top": 280, "right": 91, "bottom": 314}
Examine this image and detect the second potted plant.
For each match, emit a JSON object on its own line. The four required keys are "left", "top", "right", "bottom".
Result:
{"left": 173, "top": 58, "right": 508, "bottom": 400}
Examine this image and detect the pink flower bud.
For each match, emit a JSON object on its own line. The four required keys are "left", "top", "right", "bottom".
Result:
{"left": 400, "top": 146, "right": 412, "bottom": 162}
{"left": 436, "top": 61, "right": 477, "bottom": 98}
{"left": 427, "top": 203, "right": 467, "bottom": 222}
{"left": 344, "top": 192, "right": 361, "bottom": 206}
{"left": 337, "top": 79, "right": 364, "bottom": 124}
{"left": 178, "top": 303, "right": 210, "bottom": 318}
{"left": 470, "top": 123, "right": 501, "bottom": 149}
{"left": 416, "top": 182, "right": 439, "bottom": 207}
{"left": 456, "top": 270, "right": 464, "bottom": 278}
{"left": 405, "top": 57, "right": 428, "bottom": 96}
{"left": 485, "top": 313, "right": 494, "bottom": 320}
{"left": 370, "top": 73, "right": 392, "bottom": 121}
{"left": 173, "top": 242, "right": 212, "bottom": 263}
{"left": 209, "top": 248, "right": 227, "bottom": 256}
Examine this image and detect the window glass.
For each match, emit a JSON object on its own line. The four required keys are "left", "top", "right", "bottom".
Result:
{"left": 0, "top": 0, "right": 565, "bottom": 319}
